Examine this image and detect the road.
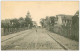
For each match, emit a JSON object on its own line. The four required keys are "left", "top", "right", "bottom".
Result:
{"left": 1, "top": 28, "right": 79, "bottom": 50}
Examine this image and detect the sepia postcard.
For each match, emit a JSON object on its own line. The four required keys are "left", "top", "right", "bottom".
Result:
{"left": 1, "top": 1, "right": 79, "bottom": 50}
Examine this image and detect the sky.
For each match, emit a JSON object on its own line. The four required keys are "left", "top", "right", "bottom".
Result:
{"left": 1, "top": 1, "right": 79, "bottom": 26}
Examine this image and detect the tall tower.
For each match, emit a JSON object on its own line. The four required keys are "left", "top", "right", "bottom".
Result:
{"left": 26, "top": 11, "right": 31, "bottom": 18}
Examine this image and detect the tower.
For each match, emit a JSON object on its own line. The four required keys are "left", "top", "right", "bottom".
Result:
{"left": 26, "top": 11, "right": 31, "bottom": 18}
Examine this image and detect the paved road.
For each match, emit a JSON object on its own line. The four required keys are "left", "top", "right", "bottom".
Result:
{"left": 1, "top": 28, "right": 79, "bottom": 50}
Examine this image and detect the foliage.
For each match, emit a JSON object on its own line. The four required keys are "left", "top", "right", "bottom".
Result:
{"left": 25, "top": 17, "right": 33, "bottom": 28}
{"left": 40, "top": 18, "right": 45, "bottom": 28}
{"left": 10, "top": 18, "right": 20, "bottom": 28}
{"left": 1, "top": 11, "right": 33, "bottom": 29}
{"left": 40, "top": 16, "right": 55, "bottom": 30}
{"left": 19, "top": 17, "right": 25, "bottom": 28}
{"left": 71, "top": 14, "right": 79, "bottom": 41}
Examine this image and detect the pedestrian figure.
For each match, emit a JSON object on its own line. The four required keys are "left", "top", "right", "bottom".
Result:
{"left": 35, "top": 25, "right": 37, "bottom": 32}
{"left": 36, "top": 29, "right": 37, "bottom": 32}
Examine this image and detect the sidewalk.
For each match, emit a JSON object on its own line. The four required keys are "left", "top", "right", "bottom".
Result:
{"left": 1, "top": 30, "right": 30, "bottom": 42}
{"left": 47, "top": 31, "right": 79, "bottom": 50}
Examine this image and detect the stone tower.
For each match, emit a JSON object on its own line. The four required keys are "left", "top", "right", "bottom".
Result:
{"left": 26, "top": 11, "right": 31, "bottom": 18}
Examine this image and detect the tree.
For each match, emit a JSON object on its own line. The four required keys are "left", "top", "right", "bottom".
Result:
{"left": 10, "top": 18, "right": 20, "bottom": 28}
{"left": 19, "top": 17, "right": 25, "bottom": 28}
{"left": 40, "top": 18, "right": 45, "bottom": 28}
{"left": 49, "top": 16, "right": 55, "bottom": 31}
{"left": 71, "top": 10, "right": 79, "bottom": 41}
{"left": 25, "top": 11, "right": 33, "bottom": 28}
{"left": 40, "top": 16, "right": 55, "bottom": 31}
{"left": 49, "top": 16, "right": 55, "bottom": 26}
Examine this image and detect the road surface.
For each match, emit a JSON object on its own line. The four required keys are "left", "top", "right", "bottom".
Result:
{"left": 1, "top": 28, "right": 79, "bottom": 50}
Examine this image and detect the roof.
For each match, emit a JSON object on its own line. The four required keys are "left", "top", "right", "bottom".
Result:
{"left": 64, "top": 15, "right": 73, "bottom": 20}
{"left": 56, "top": 14, "right": 73, "bottom": 20}
{"left": 56, "top": 14, "right": 65, "bottom": 16}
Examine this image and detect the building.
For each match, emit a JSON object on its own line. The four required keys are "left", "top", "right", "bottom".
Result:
{"left": 56, "top": 14, "right": 73, "bottom": 26}
{"left": 53, "top": 14, "right": 73, "bottom": 36}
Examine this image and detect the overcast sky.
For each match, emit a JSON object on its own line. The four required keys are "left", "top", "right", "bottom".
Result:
{"left": 1, "top": 1, "right": 79, "bottom": 25}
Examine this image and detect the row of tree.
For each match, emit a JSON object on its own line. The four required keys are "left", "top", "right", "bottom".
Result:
{"left": 1, "top": 12, "right": 33, "bottom": 29}
{"left": 1, "top": 11, "right": 34, "bottom": 35}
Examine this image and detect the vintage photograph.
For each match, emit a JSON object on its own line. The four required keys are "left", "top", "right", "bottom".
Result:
{"left": 1, "top": 1, "right": 79, "bottom": 50}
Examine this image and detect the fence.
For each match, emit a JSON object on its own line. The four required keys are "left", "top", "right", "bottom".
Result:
{"left": 1, "top": 27, "right": 28, "bottom": 36}
{"left": 49, "top": 26, "right": 78, "bottom": 41}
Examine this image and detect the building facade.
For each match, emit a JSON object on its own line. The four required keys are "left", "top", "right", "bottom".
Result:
{"left": 56, "top": 14, "right": 73, "bottom": 27}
